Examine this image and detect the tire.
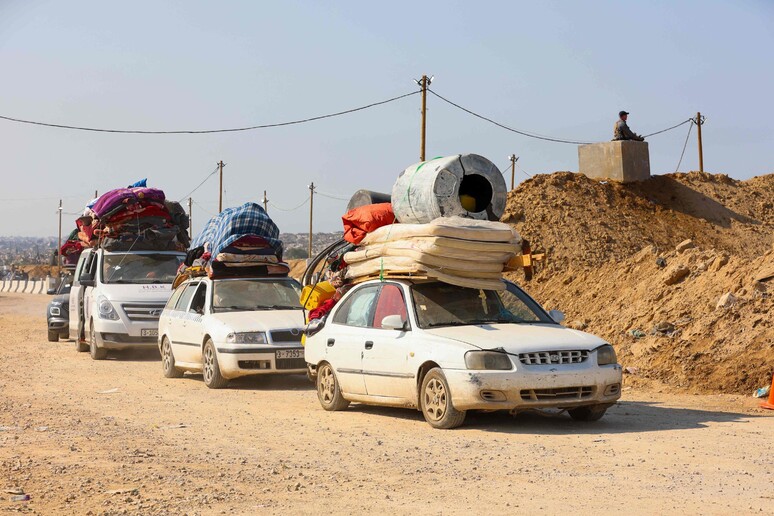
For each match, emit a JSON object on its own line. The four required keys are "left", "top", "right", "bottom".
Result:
{"left": 420, "top": 368, "right": 466, "bottom": 429}
{"left": 202, "top": 339, "right": 228, "bottom": 389}
{"left": 568, "top": 405, "right": 608, "bottom": 422}
{"left": 75, "top": 336, "right": 89, "bottom": 352}
{"left": 47, "top": 329, "right": 58, "bottom": 342}
{"left": 88, "top": 321, "right": 107, "bottom": 360}
{"left": 316, "top": 362, "right": 349, "bottom": 411}
{"left": 161, "top": 337, "right": 183, "bottom": 379}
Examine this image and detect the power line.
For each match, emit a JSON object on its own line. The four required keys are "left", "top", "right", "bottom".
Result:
{"left": 178, "top": 166, "right": 220, "bottom": 202}
{"left": 644, "top": 118, "right": 693, "bottom": 138}
{"left": 316, "top": 190, "right": 349, "bottom": 201}
{"left": 191, "top": 199, "right": 216, "bottom": 217}
{"left": 268, "top": 196, "right": 310, "bottom": 212}
{"left": 674, "top": 120, "right": 694, "bottom": 172}
{"left": 0, "top": 91, "right": 420, "bottom": 135}
{"left": 427, "top": 89, "right": 593, "bottom": 145}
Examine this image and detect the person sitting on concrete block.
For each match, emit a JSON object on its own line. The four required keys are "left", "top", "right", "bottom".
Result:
{"left": 613, "top": 110, "right": 644, "bottom": 141}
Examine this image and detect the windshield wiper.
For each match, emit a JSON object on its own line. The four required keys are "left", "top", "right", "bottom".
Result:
{"left": 264, "top": 305, "right": 301, "bottom": 310}
{"left": 424, "top": 321, "right": 470, "bottom": 328}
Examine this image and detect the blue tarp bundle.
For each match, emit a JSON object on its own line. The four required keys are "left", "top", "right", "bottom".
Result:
{"left": 191, "top": 203, "right": 282, "bottom": 258}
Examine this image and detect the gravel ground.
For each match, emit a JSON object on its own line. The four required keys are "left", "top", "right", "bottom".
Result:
{"left": 1, "top": 293, "right": 772, "bottom": 515}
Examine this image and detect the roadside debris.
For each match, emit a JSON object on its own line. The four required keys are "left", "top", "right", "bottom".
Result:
{"left": 716, "top": 292, "right": 737, "bottom": 309}
{"left": 629, "top": 329, "right": 646, "bottom": 339}
{"left": 98, "top": 388, "right": 119, "bottom": 394}
{"left": 753, "top": 385, "right": 770, "bottom": 398}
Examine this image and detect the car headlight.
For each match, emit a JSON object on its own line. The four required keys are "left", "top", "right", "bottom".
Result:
{"left": 464, "top": 350, "right": 513, "bottom": 370}
{"left": 97, "top": 296, "right": 119, "bottom": 320}
{"left": 226, "top": 332, "right": 267, "bottom": 344}
{"left": 49, "top": 306, "right": 61, "bottom": 316}
{"left": 596, "top": 344, "right": 618, "bottom": 366}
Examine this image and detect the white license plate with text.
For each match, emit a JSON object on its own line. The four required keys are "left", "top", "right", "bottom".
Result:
{"left": 276, "top": 349, "right": 303, "bottom": 359}
{"left": 141, "top": 329, "right": 158, "bottom": 337}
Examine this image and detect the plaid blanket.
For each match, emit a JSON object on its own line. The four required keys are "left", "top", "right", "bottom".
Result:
{"left": 191, "top": 203, "right": 282, "bottom": 258}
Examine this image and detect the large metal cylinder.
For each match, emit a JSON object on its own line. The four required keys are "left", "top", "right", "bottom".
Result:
{"left": 391, "top": 154, "right": 507, "bottom": 224}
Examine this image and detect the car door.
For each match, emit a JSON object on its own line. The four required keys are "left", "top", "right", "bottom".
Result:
{"left": 361, "top": 283, "right": 416, "bottom": 400}
{"left": 68, "top": 250, "right": 90, "bottom": 340}
{"left": 168, "top": 282, "right": 200, "bottom": 363}
{"left": 326, "top": 284, "right": 382, "bottom": 396}
{"left": 181, "top": 282, "right": 207, "bottom": 364}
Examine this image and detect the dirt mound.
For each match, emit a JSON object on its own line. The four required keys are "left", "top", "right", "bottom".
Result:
{"left": 503, "top": 171, "right": 774, "bottom": 394}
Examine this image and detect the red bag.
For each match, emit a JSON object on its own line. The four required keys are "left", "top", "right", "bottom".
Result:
{"left": 342, "top": 203, "right": 395, "bottom": 244}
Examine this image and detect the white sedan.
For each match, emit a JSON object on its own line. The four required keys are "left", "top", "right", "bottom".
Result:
{"left": 158, "top": 276, "right": 306, "bottom": 388}
{"left": 305, "top": 279, "right": 622, "bottom": 429}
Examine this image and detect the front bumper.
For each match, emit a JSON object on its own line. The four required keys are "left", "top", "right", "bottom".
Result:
{"left": 93, "top": 318, "right": 159, "bottom": 350}
{"left": 48, "top": 317, "right": 69, "bottom": 333}
{"left": 444, "top": 364, "right": 623, "bottom": 411}
{"left": 215, "top": 344, "right": 306, "bottom": 379}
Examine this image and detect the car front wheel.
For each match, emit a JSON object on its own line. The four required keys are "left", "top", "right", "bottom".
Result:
{"left": 161, "top": 337, "right": 183, "bottom": 379}
{"left": 202, "top": 339, "right": 227, "bottom": 389}
{"left": 420, "top": 368, "right": 466, "bottom": 429}
{"left": 89, "top": 321, "right": 107, "bottom": 360}
{"left": 568, "top": 404, "right": 608, "bottom": 421}
{"left": 47, "top": 329, "right": 58, "bottom": 342}
{"left": 316, "top": 362, "right": 349, "bottom": 411}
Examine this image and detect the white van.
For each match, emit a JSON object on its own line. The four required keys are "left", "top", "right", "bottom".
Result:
{"left": 69, "top": 248, "right": 186, "bottom": 359}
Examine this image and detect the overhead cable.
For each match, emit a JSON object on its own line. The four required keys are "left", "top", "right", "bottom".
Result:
{"left": 674, "top": 121, "right": 694, "bottom": 173}
{"left": 268, "top": 196, "right": 310, "bottom": 212}
{"left": 178, "top": 166, "right": 220, "bottom": 202}
{"left": 316, "top": 190, "right": 349, "bottom": 201}
{"left": 0, "top": 91, "right": 420, "bottom": 135}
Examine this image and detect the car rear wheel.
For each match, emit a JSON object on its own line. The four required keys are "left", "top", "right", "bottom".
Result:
{"left": 161, "top": 337, "right": 183, "bottom": 379}
{"left": 47, "top": 329, "right": 58, "bottom": 342}
{"left": 316, "top": 362, "right": 349, "bottom": 411}
{"left": 420, "top": 368, "right": 466, "bottom": 429}
{"left": 202, "top": 339, "right": 227, "bottom": 389}
{"left": 568, "top": 405, "right": 608, "bottom": 421}
{"left": 89, "top": 321, "right": 107, "bottom": 360}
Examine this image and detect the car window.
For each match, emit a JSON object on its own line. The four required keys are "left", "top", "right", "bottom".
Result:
{"left": 175, "top": 283, "right": 199, "bottom": 311}
{"left": 211, "top": 278, "right": 302, "bottom": 312}
{"left": 165, "top": 284, "right": 186, "bottom": 310}
{"left": 501, "top": 282, "right": 554, "bottom": 323}
{"left": 373, "top": 284, "right": 408, "bottom": 329}
{"left": 332, "top": 285, "right": 380, "bottom": 328}
{"left": 189, "top": 283, "right": 207, "bottom": 314}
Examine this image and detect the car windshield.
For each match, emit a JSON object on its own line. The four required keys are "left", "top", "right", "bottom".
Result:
{"left": 410, "top": 281, "right": 554, "bottom": 329}
{"left": 102, "top": 253, "right": 184, "bottom": 284}
{"left": 212, "top": 278, "right": 302, "bottom": 312}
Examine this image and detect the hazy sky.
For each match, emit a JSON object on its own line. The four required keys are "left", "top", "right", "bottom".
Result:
{"left": 1, "top": 0, "right": 772, "bottom": 237}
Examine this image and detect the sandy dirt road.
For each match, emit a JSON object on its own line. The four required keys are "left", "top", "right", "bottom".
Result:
{"left": 1, "top": 293, "right": 772, "bottom": 515}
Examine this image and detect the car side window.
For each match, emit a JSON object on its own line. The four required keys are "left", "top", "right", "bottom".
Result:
{"left": 189, "top": 283, "right": 207, "bottom": 314}
{"left": 165, "top": 285, "right": 186, "bottom": 311}
{"left": 332, "top": 285, "right": 380, "bottom": 328}
{"left": 175, "top": 283, "right": 198, "bottom": 312}
{"left": 373, "top": 284, "right": 408, "bottom": 329}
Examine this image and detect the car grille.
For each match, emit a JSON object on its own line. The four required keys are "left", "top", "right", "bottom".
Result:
{"left": 519, "top": 350, "right": 589, "bottom": 365}
{"left": 520, "top": 386, "right": 594, "bottom": 401}
{"left": 276, "top": 357, "right": 306, "bottom": 370}
{"left": 122, "top": 303, "right": 166, "bottom": 322}
{"left": 270, "top": 329, "right": 303, "bottom": 343}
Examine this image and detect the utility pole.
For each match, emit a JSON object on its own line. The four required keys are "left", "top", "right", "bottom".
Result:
{"left": 57, "top": 200, "right": 62, "bottom": 270}
{"left": 508, "top": 154, "right": 519, "bottom": 190}
{"left": 419, "top": 74, "right": 433, "bottom": 162}
{"left": 262, "top": 190, "right": 269, "bottom": 212}
{"left": 94, "top": 190, "right": 98, "bottom": 199}
{"left": 696, "top": 112, "right": 704, "bottom": 173}
{"left": 218, "top": 160, "right": 225, "bottom": 212}
{"left": 187, "top": 197, "right": 193, "bottom": 238}
{"left": 308, "top": 182, "right": 315, "bottom": 259}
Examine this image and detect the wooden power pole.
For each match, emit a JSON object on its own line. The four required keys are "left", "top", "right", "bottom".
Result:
{"left": 217, "top": 160, "right": 225, "bottom": 212}
{"left": 696, "top": 112, "right": 704, "bottom": 173}
{"left": 509, "top": 154, "right": 519, "bottom": 190}
{"left": 57, "top": 200, "right": 62, "bottom": 270}
{"left": 262, "top": 190, "right": 269, "bottom": 212}
{"left": 308, "top": 182, "right": 315, "bottom": 258}
{"left": 187, "top": 197, "right": 193, "bottom": 238}
{"left": 419, "top": 74, "right": 432, "bottom": 162}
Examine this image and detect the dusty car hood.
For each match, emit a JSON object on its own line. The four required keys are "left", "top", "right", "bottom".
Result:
{"left": 206, "top": 310, "right": 305, "bottom": 334}
{"left": 423, "top": 323, "right": 608, "bottom": 353}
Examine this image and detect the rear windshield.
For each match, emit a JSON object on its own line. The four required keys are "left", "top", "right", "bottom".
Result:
{"left": 102, "top": 253, "right": 184, "bottom": 284}
{"left": 212, "top": 278, "right": 302, "bottom": 312}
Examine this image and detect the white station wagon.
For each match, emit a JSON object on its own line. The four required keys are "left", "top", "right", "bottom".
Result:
{"left": 158, "top": 276, "right": 306, "bottom": 388}
{"left": 305, "top": 279, "right": 622, "bottom": 429}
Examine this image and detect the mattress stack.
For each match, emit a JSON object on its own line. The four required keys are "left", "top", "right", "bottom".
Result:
{"left": 184, "top": 202, "right": 289, "bottom": 280}
{"left": 342, "top": 216, "right": 520, "bottom": 290}
{"left": 75, "top": 184, "right": 190, "bottom": 252}
{"left": 59, "top": 228, "right": 85, "bottom": 267}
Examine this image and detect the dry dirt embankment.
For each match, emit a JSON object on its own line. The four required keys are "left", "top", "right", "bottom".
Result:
{"left": 503, "top": 171, "right": 774, "bottom": 394}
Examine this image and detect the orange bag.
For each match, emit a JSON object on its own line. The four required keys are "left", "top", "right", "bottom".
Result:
{"left": 342, "top": 203, "right": 396, "bottom": 244}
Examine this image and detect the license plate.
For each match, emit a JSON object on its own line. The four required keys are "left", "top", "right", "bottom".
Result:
{"left": 276, "top": 349, "right": 303, "bottom": 359}
{"left": 141, "top": 329, "right": 158, "bottom": 337}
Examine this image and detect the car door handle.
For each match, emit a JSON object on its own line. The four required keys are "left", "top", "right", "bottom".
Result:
{"left": 364, "top": 341, "right": 373, "bottom": 350}
{"left": 327, "top": 338, "right": 335, "bottom": 347}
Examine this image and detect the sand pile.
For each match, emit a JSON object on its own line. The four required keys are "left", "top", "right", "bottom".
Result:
{"left": 503, "top": 171, "right": 774, "bottom": 394}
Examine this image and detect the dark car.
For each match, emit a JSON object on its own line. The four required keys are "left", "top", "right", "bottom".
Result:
{"left": 47, "top": 277, "right": 72, "bottom": 342}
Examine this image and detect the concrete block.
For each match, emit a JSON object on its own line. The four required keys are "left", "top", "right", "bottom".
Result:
{"left": 578, "top": 140, "right": 650, "bottom": 183}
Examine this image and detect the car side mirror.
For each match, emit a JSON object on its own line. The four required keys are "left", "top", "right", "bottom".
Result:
{"left": 305, "top": 318, "right": 326, "bottom": 337}
{"left": 381, "top": 315, "right": 408, "bottom": 331}
{"left": 46, "top": 288, "right": 56, "bottom": 295}
{"left": 548, "top": 309, "right": 565, "bottom": 324}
